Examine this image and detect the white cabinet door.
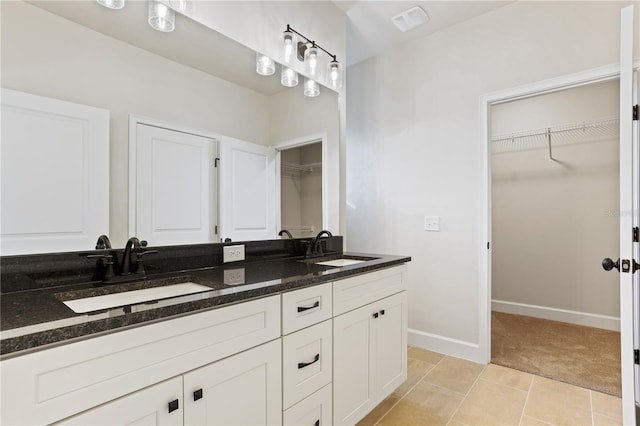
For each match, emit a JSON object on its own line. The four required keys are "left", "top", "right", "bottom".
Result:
{"left": 333, "top": 291, "right": 408, "bottom": 426}
{"left": 219, "top": 136, "right": 276, "bottom": 242}
{"left": 134, "top": 124, "right": 217, "bottom": 246}
{"left": 56, "top": 377, "right": 183, "bottom": 426}
{"left": 333, "top": 303, "right": 376, "bottom": 426}
{"left": 183, "top": 339, "right": 282, "bottom": 426}
{"left": 374, "top": 292, "right": 408, "bottom": 403}
{"left": 0, "top": 89, "right": 109, "bottom": 255}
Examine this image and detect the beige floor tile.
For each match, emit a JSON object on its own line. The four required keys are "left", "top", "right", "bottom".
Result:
{"left": 392, "top": 358, "right": 436, "bottom": 398}
{"left": 520, "top": 416, "right": 554, "bottom": 426}
{"left": 451, "top": 378, "right": 527, "bottom": 426}
{"left": 422, "top": 356, "right": 485, "bottom": 394}
{"left": 482, "top": 364, "right": 533, "bottom": 392}
{"left": 593, "top": 413, "right": 623, "bottom": 426}
{"left": 524, "top": 376, "right": 592, "bottom": 426}
{"left": 408, "top": 346, "right": 446, "bottom": 364}
{"left": 356, "top": 394, "right": 400, "bottom": 426}
{"left": 591, "top": 391, "right": 622, "bottom": 421}
{"left": 379, "top": 382, "right": 464, "bottom": 426}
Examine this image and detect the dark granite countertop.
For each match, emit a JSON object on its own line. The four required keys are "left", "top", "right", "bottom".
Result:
{"left": 0, "top": 252, "right": 410, "bottom": 358}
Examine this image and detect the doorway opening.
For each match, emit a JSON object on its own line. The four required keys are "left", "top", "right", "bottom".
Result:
{"left": 488, "top": 80, "right": 621, "bottom": 396}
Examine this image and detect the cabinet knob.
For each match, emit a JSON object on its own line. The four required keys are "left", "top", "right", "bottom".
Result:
{"left": 314, "top": 420, "right": 320, "bottom": 426}
{"left": 193, "top": 389, "right": 203, "bottom": 401}
{"left": 373, "top": 312, "right": 379, "bottom": 319}
{"left": 380, "top": 309, "right": 385, "bottom": 316}
{"left": 168, "top": 399, "right": 179, "bottom": 413}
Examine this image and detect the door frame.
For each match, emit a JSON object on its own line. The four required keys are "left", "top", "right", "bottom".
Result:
{"left": 272, "top": 132, "right": 329, "bottom": 235}
{"left": 128, "top": 115, "right": 221, "bottom": 238}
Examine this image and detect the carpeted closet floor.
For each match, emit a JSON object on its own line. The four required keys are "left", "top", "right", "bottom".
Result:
{"left": 491, "top": 311, "right": 621, "bottom": 397}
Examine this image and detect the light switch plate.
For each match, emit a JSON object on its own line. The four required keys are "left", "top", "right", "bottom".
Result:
{"left": 223, "top": 245, "right": 245, "bottom": 262}
{"left": 424, "top": 216, "right": 440, "bottom": 231}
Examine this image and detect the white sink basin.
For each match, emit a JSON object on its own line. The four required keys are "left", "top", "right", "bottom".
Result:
{"left": 313, "top": 259, "right": 367, "bottom": 267}
{"left": 63, "top": 282, "right": 212, "bottom": 314}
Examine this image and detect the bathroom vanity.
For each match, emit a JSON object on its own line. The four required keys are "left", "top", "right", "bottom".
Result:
{"left": 0, "top": 238, "right": 410, "bottom": 426}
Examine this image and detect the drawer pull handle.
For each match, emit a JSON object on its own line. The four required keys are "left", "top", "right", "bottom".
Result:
{"left": 298, "top": 353, "right": 320, "bottom": 369}
{"left": 193, "top": 389, "right": 203, "bottom": 401}
{"left": 168, "top": 399, "right": 179, "bottom": 413}
{"left": 314, "top": 420, "right": 320, "bottom": 426}
{"left": 297, "top": 301, "right": 320, "bottom": 312}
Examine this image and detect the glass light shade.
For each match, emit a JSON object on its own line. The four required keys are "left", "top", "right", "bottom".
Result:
{"left": 256, "top": 53, "right": 275, "bottom": 76}
{"left": 282, "top": 30, "right": 295, "bottom": 63}
{"left": 148, "top": 1, "right": 175, "bottom": 33}
{"left": 96, "top": 0, "right": 125, "bottom": 9}
{"left": 303, "top": 77, "right": 320, "bottom": 97}
{"left": 304, "top": 44, "right": 319, "bottom": 76}
{"left": 281, "top": 67, "right": 299, "bottom": 87}
{"left": 170, "top": 0, "right": 190, "bottom": 12}
{"left": 327, "top": 60, "right": 343, "bottom": 90}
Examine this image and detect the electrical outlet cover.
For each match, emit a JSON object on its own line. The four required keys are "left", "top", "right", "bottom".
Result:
{"left": 424, "top": 216, "right": 440, "bottom": 231}
{"left": 223, "top": 245, "right": 245, "bottom": 262}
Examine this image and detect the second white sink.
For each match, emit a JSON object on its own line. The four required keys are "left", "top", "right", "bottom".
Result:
{"left": 63, "top": 282, "right": 212, "bottom": 314}
{"left": 313, "top": 259, "right": 366, "bottom": 267}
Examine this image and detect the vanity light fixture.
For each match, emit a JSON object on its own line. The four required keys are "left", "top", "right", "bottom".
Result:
{"left": 281, "top": 66, "right": 299, "bottom": 87}
{"left": 303, "top": 77, "right": 320, "bottom": 97}
{"left": 256, "top": 52, "right": 275, "bottom": 76}
{"left": 282, "top": 25, "right": 343, "bottom": 90}
{"left": 96, "top": 0, "right": 125, "bottom": 10}
{"left": 148, "top": 1, "right": 175, "bottom": 33}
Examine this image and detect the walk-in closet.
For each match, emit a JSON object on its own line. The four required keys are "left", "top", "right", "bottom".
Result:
{"left": 490, "top": 80, "right": 622, "bottom": 396}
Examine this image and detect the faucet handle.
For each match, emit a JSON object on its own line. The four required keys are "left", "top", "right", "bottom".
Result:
{"left": 135, "top": 250, "right": 158, "bottom": 274}
{"left": 140, "top": 240, "right": 148, "bottom": 247}
{"left": 86, "top": 254, "right": 115, "bottom": 280}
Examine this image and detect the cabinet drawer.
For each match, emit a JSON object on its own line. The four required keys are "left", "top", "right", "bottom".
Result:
{"left": 283, "top": 383, "right": 332, "bottom": 426}
{"left": 0, "top": 295, "right": 280, "bottom": 426}
{"left": 282, "top": 320, "right": 332, "bottom": 409}
{"left": 333, "top": 265, "right": 407, "bottom": 316}
{"left": 282, "top": 283, "right": 332, "bottom": 335}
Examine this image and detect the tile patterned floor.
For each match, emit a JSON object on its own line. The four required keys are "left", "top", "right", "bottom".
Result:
{"left": 357, "top": 346, "right": 623, "bottom": 426}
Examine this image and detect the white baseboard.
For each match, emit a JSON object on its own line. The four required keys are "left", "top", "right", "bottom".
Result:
{"left": 408, "top": 328, "right": 484, "bottom": 364}
{"left": 492, "top": 299, "right": 620, "bottom": 331}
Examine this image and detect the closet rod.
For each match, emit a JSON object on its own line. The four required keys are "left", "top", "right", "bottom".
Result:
{"left": 491, "top": 118, "right": 619, "bottom": 144}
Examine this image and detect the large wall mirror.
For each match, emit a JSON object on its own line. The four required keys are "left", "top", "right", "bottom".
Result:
{"left": 0, "top": 0, "right": 339, "bottom": 254}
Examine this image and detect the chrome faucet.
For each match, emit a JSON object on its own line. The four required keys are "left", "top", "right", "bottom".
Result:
{"left": 311, "top": 230, "right": 333, "bottom": 256}
{"left": 278, "top": 229, "right": 293, "bottom": 239}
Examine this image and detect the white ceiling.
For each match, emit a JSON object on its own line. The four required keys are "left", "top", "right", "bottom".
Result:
{"left": 334, "top": 1, "right": 512, "bottom": 66}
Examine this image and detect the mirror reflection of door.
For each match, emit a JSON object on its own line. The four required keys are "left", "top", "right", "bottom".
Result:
{"left": 280, "top": 142, "right": 323, "bottom": 238}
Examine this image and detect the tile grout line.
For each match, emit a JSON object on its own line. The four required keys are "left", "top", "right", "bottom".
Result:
{"left": 445, "top": 361, "right": 489, "bottom": 425}
{"left": 372, "top": 353, "right": 447, "bottom": 425}
{"left": 518, "top": 373, "right": 535, "bottom": 426}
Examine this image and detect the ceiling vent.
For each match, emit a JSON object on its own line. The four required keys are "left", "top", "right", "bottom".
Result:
{"left": 391, "top": 6, "right": 429, "bottom": 32}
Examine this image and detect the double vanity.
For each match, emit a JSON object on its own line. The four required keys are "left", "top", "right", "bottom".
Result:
{"left": 0, "top": 237, "right": 410, "bottom": 425}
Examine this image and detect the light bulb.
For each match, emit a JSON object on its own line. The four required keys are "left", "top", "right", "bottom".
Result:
{"left": 305, "top": 44, "right": 318, "bottom": 76}
{"left": 148, "top": 1, "right": 175, "bottom": 33}
{"left": 281, "top": 67, "right": 299, "bottom": 87}
{"left": 327, "top": 60, "right": 343, "bottom": 90}
{"left": 303, "top": 77, "right": 320, "bottom": 97}
{"left": 256, "top": 52, "right": 275, "bottom": 76}
{"left": 283, "top": 30, "right": 294, "bottom": 63}
{"left": 96, "top": 0, "right": 125, "bottom": 9}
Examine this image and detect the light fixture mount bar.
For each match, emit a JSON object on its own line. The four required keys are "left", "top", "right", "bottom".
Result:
{"left": 285, "top": 25, "right": 338, "bottom": 62}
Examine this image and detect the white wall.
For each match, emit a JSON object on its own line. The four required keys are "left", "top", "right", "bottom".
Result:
{"left": 491, "top": 80, "right": 620, "bottom": 329}
{"left": 346, "top": 1, "right": 639, "bottom": 361}
{"left": 1, "top": 1, "right": 269, "bottom": 247}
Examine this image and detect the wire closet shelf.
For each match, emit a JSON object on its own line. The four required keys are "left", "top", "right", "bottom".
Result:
{"left": 491, "top": 117, "right": 619, "bottom": 160}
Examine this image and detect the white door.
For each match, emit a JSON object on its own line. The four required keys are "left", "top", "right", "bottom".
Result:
{"left": 618, "top": 5, "right": 638, "bottom": 424}
{"left": 0, "top": 89, "right": 109, "bottom": 255}
{"left": 183, "top": 339, "right": 282, "bottom": 426}
{"left": 219, "top": 136, "right": 276, "bottom": 242}
{"left": 374, "top": 292, "right": 408, "bottom": 403}
{"left": 135, "top": 124, "right": 217, "bottom": 246}
{"left": 333, "top": 304, "right": 376, "bottom": 425}
{"left": 56, "top": 377, "right": 183, "bottom": 426}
